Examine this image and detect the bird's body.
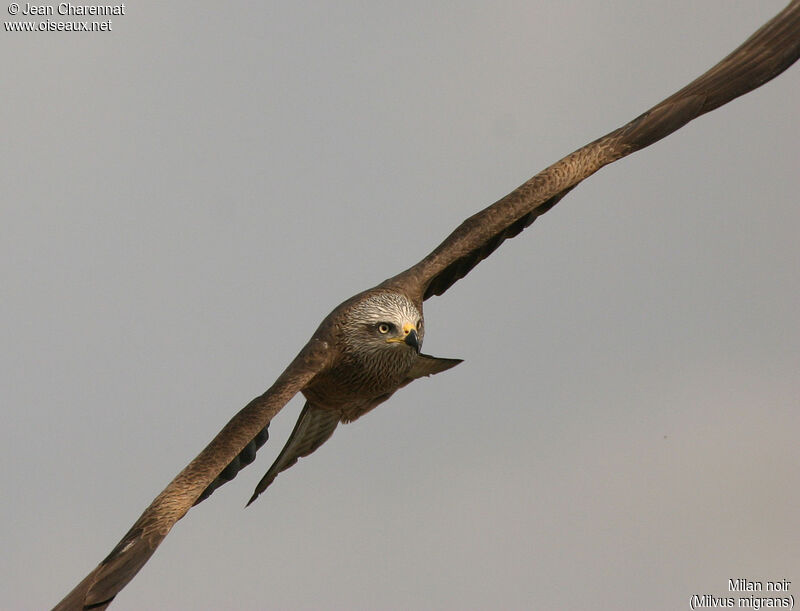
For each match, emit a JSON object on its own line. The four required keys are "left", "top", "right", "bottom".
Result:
{"left": 199, "top": 288, "right": 461, "bottom": 506}
{"left": 52, "top": 3, "right": 800, "bottom": 609}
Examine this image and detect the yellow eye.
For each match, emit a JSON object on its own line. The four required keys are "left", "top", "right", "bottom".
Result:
{"left": 378, "top": 323, "right": 390, "bottom": 334}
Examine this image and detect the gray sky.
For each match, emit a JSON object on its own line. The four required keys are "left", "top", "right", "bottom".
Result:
{"left": 2, "top": 2, "right": 798, "bottom": 610}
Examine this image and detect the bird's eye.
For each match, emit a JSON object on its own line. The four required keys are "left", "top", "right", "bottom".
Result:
{"left": 378, "top": 323, "right": 391, "bottom": 334}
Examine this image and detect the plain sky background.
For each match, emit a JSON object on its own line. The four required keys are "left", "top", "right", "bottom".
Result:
{"left": 2, "top": 2, "right": 798, "bottom": 609}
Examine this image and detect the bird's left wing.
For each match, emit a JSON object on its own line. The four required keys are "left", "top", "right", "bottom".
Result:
{"left": 53, "top": 337, "right": 333, "bottom": 611}
{"left": 382, "top": 0, "right": 800, "bottom": 303}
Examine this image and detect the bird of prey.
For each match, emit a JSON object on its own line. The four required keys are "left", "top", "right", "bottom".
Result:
{"left": 54, "top": 3, "right": 800, "bottom": 609}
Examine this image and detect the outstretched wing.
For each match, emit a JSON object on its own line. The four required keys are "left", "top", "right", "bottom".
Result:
{"left": 247, "top": 402, "right": 341, "bottom": 505}
{"left": 382, "top": 0, "right": 800, "bottom": 303}
{"left": 53, "top": 338, "right": 333, "bottom": 611}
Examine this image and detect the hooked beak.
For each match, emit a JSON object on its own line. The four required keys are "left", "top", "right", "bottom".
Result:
{"left": 387, "top": 323, "right": 420, "bottom": 353}
{"left": 404, "top": 328, "right": 420, "bottom": 353}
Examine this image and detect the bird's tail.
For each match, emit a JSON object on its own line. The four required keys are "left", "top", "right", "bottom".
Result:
{"left": 247, "top": 402, "right": 340, "bottom": 505}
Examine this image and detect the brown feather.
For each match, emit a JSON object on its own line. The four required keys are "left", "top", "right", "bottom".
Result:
{"left": 247, "top": 402, "right": 341, "bottom": 505}
{"left": 382, "top": 0, "right": 800, "bottom": 303}
{"left": 52, "top": 338, "right": 332, "bottom": 610}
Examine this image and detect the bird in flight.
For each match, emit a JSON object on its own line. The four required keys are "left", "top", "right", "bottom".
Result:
{"left": 54, "top": 2, "right": 800, "bottom": 609}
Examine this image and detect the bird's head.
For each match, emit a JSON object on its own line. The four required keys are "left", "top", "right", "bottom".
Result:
{"left": 341, "top": 292, "right": 423, "bottom": 356}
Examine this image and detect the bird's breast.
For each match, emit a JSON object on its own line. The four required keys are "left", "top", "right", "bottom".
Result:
{"left": 302, "top": 349, "right": 416, "bottom": 410}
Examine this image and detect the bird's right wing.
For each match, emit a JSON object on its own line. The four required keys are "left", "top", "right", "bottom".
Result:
{"left": 53, "top": 337, "right": 333, "bottom": 611}
{"left": 247, "top": 402, "right": 341, "bottom": 505}
{"left": 381, "top": 1, "right": 800, "bottom": 303}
